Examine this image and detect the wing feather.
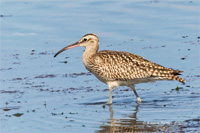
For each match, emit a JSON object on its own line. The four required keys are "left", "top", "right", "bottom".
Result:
{"left": 87, "top": 50, "right": 183, "bottom": 82}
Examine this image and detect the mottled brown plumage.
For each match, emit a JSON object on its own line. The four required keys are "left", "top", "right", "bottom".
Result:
{"left": 54, "top": 33, "right": 185, "bottom": 104}
{"left": 86, "top": 50, "right": 184, "bottom": 83}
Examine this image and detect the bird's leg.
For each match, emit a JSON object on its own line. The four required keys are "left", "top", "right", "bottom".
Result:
{"left": 129, "top": 85, "right": 142, "bottom": 104}
{"left": 107, "top": 86, "right": 113, "bottom": 104}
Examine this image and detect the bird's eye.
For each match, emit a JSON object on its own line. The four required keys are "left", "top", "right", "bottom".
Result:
{"left": 83, "top": 38, "right": 87, "bottom": 41}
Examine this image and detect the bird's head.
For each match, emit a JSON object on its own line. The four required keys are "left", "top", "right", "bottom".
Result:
{"left": 54, "top": 33, "right": 99, "bottom": 57}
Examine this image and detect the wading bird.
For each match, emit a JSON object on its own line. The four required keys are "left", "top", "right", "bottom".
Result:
{"left": 54, "top": 33, "right": 185, "bottom": 104}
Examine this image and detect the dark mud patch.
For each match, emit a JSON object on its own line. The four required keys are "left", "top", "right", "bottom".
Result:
{"left": 1, "top": 106, "right": 21, "bottom": 111}
{"left": 5, "top": 113, "right": 23, "bottom": 118}
{"left": 35, "top": 74, "right": 56, "bottom": 78}
{"left": 0, "top": 68, "right": 12, "bottom": 71}
{"left": 0, "top": 15, "right": 12, "bottom": 17}
{"left": 158, "top": 118, "right": 200, "bottom": 132}
{"left": 13, "top": 62, "right": 21, "bottom": 64}
{"left": 119, "top": 89, "right": 130, "bottom": 91}
{"left": 39, "top": 86, "right": 89, "bottom": 93}
{"left": 142, "top": 45, "right": 166, "bottom": 49}
{"left": 3, "top": 108, "right": 11, "bottom": 111}
{"left": 80, "top": 102, "right": 107, "bottom": 105}
{"left": 13, "top": 113, "right": 23, "bottom": 117}
{"left": 12, "top": 78, "right": 23, "bottom": 81}
{"left": 184, "top": 118, "right": 200, "bottom": 129}
{"left": 38, "top": 51, "right": 53, "bottom": 55}
{"left": 40, "top": 88, "right": 60, "bottom": 93}
{"left": 182, "top": 35, "right": 188, "bottom": 38}
{"left": 32, "top": 85, "right": 46, "bottom": 88}
{"left": 29, "top": 50, "right": 54, "bottom": 55}
{"left": 138, "top": 100, "right": 172, "bottom": 108}
{"left": 12, "top": 53, "right": 20, "bottom": 59}
{"left": 59, "top": 61, "right": 68, "bottom": 64}
{"left": 63, "top": 72, "right": 92, "bottom": 78}
{"left": 51, "top": 112, "right": 65, "bottom": 116}
{"left": 191, "top": 92, "right": 200, "bottom": 95}
{"left": 0, "top": 90, "right": 23, "bottom": 94}
{"left": 30, "top": 50, "right": 35, "bottom": 55}
{"left": 181, "top": 57, "right": 186, "bottom": 60}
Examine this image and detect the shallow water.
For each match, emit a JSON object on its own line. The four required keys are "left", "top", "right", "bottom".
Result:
{"left": 1, "top": 0, "right": 200, "bottom": 132}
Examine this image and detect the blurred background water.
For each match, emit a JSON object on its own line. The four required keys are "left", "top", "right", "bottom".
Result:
{"left": 1, "top": 0, "right": 200, "bottom": 132}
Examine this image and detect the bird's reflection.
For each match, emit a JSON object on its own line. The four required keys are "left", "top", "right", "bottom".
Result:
{"left": 98, "top": 104, "right": 160, "bottom": 132}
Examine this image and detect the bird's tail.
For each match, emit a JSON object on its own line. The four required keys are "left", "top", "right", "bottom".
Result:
{"left": 171, "top": 75, "right": 185, "bottom": 84}
{"left": 171, "top": 70, "right": 185, "bottom": 84}
{"left": 161, "top": 70, "right": 185, "bottom": 84}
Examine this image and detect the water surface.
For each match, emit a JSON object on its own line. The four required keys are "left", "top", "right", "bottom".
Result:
{"left": 1, "top": 0, "right": 200, "bottom": 132}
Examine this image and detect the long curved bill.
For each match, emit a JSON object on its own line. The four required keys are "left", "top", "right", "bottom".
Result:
{"left": 54, "top": 41, "right": 80, "bottom": 57}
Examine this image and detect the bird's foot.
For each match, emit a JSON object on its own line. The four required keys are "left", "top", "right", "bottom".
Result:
{"left": 137, "top": 97, "right": 142, "bottom": 104}
{"left": 106, "top": 101, "right": 112, "bottom": 105}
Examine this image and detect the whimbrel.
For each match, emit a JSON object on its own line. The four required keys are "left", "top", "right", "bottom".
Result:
{"left": 54, "top": 33, "right": 185, "bottom": 104}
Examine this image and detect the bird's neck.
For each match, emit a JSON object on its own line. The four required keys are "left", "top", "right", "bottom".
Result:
{"left": 83, "top": 44, "right": 99, "bottom": 65}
